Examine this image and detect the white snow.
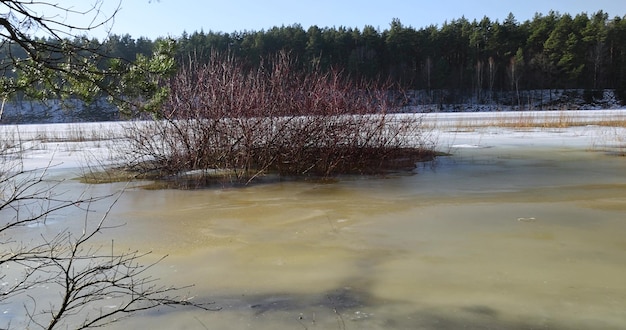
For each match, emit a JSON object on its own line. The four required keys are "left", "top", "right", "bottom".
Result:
{"left": 1, "top": 122, "right": 126, "bottom": 171}
{"left": 2, "top": 109, "right": 625, "bottom": 173}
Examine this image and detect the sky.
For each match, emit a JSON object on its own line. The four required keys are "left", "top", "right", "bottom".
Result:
{"left": 54, "top": 0, "right": 626, "bottom": 40}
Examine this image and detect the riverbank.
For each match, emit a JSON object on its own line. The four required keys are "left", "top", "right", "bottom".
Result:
{"left": 1, "top": 89, "right": 623, "bottom": 124}
{"left": 2, "top": 109, "right": 625, "bottom": 173}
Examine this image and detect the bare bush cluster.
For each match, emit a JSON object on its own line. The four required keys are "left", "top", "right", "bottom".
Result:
{"left": 119, "top": 51, "right": 433, "bottom": 185}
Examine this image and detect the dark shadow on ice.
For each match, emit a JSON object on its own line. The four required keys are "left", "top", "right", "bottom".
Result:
{"left": 200, "top": 287, "right": 577, "bottom": 330}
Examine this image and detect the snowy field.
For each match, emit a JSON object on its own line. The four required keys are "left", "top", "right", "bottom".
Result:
{"left": 2, "top": 109, "right": 625, "bottom": 172}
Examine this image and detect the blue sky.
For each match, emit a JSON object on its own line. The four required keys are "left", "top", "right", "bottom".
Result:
{"left": 67, "top": 0, "right": 625, "bottom": 39}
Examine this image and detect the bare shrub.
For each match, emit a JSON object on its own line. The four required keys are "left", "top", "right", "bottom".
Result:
{"left": 119, "top": 51, "right": 433, "bottom": 185}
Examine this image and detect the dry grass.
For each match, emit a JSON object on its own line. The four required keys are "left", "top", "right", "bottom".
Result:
{"left": 437, "top": 109, "right": 626, "bottom": 157}
{"left": 449, "top": 110, "right": 626, "bottom": 130}
{"left": 593, "top": 117, "right": 626, "bottom": 127}
{"left": 31, "top": 123, "right": 120, "bottom": 143}
{"left": 589, "top": 126, "right": 626, "bottom": 156}
{"left": 78, "top": 167, "right": 146, "bottom": 184}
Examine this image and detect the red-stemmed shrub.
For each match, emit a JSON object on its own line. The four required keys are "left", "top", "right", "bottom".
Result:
{"left": 119, "top": 51, "right": 434, "bottom": 186}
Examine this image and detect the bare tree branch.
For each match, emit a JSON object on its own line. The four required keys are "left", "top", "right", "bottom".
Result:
{"left": 1, "top": 64, "right": 207, "bottom": 330}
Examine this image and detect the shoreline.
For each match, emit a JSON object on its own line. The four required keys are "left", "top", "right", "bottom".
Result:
{"left": 2, "top": 109, "right": 625, "bottom": 172}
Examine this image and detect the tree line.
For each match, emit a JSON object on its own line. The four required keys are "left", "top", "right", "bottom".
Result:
{"left": 3, "top": 10, "right": 626, "bottom": 105}
{"left": 176, "top": 11, "right": 626, "bottom": 102}
{"left": 179, "top": 11, "right": 626, "bottom": 104}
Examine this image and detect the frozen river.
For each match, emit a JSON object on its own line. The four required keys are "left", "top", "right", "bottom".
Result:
{"left": 2, "top": 111, "right": 626, "bottom": 329}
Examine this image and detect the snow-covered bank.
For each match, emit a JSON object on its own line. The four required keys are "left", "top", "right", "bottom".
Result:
{"left": 402, "top": 89, "right": 623, "bottom": 112}
{"left": 1, "top": 89, "right": 623, "bottom": 124}
{"left": 6, "top": 109, "right": 626, "bottom": 139}
{"left": 2, "top": 110, "right": 625, "bottom": 172}
{"left": 419, "top": 109, "right": 626, "bottom": 152}
{"left": 0, "top": 122, "right": 125, "bottom": 171}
